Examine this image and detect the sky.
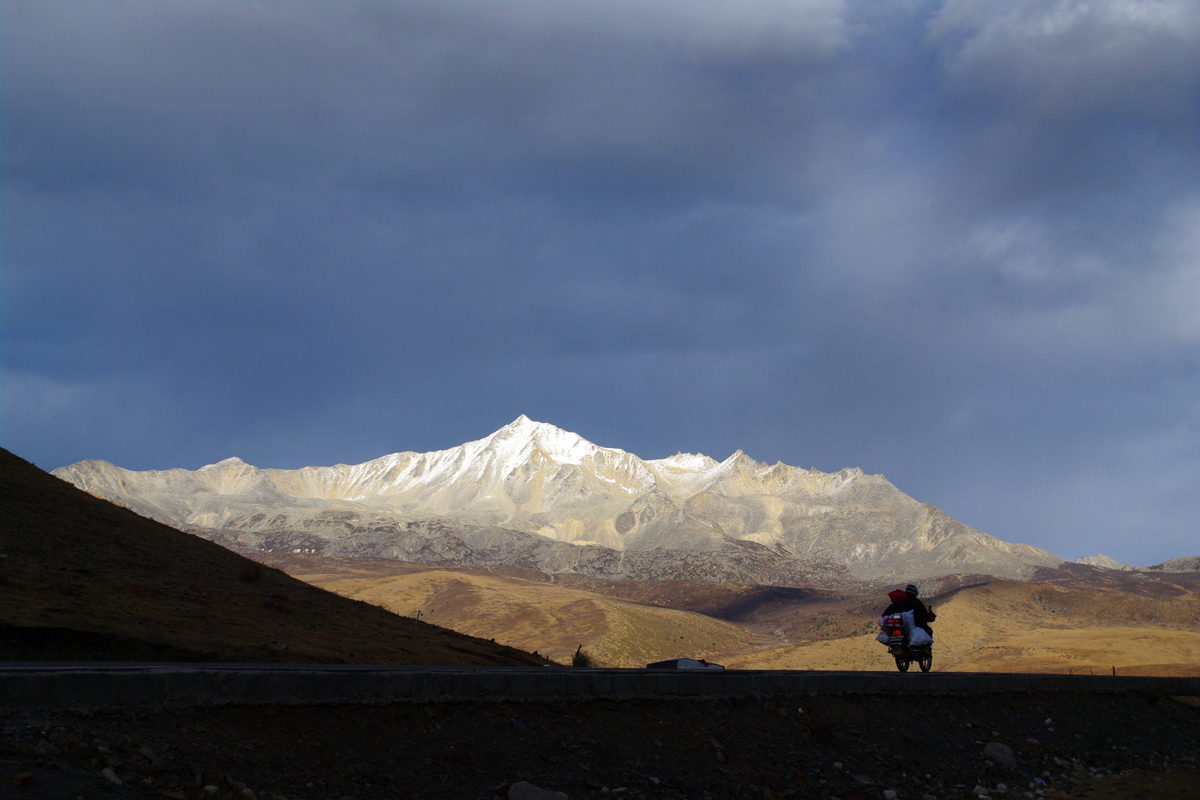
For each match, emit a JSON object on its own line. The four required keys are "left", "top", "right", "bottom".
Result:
{"left": 4, "top": 0, "right": 1199, "bottom": 567}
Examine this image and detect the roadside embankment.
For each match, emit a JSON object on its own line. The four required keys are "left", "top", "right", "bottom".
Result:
{"left": 4, "top": 663, "right": 1199, "bottom": 708}
{"left": 3, "top": 665, "right": 1198, "bottom": 800}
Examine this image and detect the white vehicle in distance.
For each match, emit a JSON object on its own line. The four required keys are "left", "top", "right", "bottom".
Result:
{"left": 645, "top": 658, "right": 725, "bottom": 669}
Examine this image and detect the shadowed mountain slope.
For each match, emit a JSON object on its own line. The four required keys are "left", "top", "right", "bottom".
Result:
{"left": 0, "top": 447, "right": 548, "bottom": 665}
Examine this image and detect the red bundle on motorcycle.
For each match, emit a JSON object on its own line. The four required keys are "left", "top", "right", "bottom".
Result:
{"left": 883, "top": 614, "right": 905, "bottom": 644}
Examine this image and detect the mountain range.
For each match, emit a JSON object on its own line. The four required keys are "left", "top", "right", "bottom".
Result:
{"left": 54, "top": 416, "right": 1065, "bottom": 587}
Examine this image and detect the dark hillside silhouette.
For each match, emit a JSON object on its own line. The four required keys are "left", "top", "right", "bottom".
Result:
{"left": 0, "top": 447, "right": 548, "bottom": 665}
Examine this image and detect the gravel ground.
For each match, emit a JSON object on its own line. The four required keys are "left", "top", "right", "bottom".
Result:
{"left": 4, "top": 690, "right": 1198, "bottom": 800}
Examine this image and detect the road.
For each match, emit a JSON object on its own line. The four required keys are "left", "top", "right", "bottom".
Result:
{"left": 4, "top": 662, "right": 1199, "bottom": 708}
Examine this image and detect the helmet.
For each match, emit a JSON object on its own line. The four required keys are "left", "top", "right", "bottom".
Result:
{"left": 905, "top": 584, "right": 919, "bottom": 597}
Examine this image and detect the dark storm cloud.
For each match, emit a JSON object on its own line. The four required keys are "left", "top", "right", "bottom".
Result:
{"left": 4, "top": 0, "right": 1199, "bottom": 565}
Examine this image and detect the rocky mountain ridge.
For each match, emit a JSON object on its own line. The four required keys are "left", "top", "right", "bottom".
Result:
{"left": 1074, "top": 554, "right": 1135, "bottom": 571}
{"left": 54, "top": 416, "right": 1064, "bottom": 585}
{"left": 1145, "top": 555, "right": 1200, "bottom": 573}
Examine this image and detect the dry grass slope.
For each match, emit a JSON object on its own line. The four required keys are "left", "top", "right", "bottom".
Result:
{"left": 725, "top": 578, "right": 1200, "bottom": 674}
{"left": 283, "top": 558, "right": 759, "bottom": 667}
{"left": 275, "top": 558, "right": 1200, "bottom": 675}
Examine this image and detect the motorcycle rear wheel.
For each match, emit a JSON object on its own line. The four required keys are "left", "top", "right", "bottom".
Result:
{"left": 895, "top": 657, "right": 910, "bottom": 672}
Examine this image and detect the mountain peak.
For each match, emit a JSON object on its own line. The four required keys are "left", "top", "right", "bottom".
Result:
{"left": 718, "top": 450, "right": 760, "bottom": 469}
{"left": 651, "top": 452, "right": 719, "bottom": 472}
{"left": 1074, "top": 554, "right": 1134, "bottom": 571}
{"left": 200, "top": 456, "right": 250, "bottom": 471}
{"left": 483, "top": 417, "right": 615, "bottom": 468}
{"left": 496, "top": 417, "right": 552, "bottom": 434}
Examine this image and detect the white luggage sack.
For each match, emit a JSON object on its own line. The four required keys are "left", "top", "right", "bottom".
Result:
{"left": 899, "top": 610, "right": 934, "bottom": 646}
{"left": 878, "top": 610, "right": 933, "bottom": 646}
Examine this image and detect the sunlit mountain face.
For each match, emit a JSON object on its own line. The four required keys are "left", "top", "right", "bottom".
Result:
{"left": 55, "top": 416, "right": 1063, "bottom": 586}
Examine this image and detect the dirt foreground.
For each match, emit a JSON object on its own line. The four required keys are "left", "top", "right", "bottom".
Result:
{"left": 4, "top": 687, "right": 1198, "bottom": 800}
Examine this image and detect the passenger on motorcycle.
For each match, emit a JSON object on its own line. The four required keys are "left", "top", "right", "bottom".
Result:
{"left": 883, "top": 584, "right": 936, "bottom": 639}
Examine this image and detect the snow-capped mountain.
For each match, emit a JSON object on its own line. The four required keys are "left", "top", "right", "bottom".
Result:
{"left": 1073, "top": 554, "right": 1134, "bottom": 571}
{"left": 53, "top": 416, "right": 1063, "bottom": 585}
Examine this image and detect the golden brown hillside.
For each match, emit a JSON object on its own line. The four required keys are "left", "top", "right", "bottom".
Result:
{"left": 266, "top": 553, "right": 1200, "bottom": 675}
{"left": 271, "top": 555, "right": 762, "bottom": 666}
{"left": 723, "top": 576, "right": 1200, "bottom": 674}
{"left": 0, "top": 447, "right": 548, "bottom": 666}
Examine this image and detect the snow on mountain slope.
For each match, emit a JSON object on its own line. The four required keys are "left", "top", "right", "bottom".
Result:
{"left": 52, "top": 416, "right": 1064, "bottom": 582}
{"left": 1074, "top": 554, "right": 1135, "bottom": 571}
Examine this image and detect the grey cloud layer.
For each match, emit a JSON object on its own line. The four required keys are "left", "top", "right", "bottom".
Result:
{"left": 4, "top": 0, "right": 1199, "bottom": 565}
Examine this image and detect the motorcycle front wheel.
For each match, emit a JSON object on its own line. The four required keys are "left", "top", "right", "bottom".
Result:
{"left": 918, "top": 653, "right": 932, "bottom": 672}
{"left": 895, "top": 657, "right": 910, "bottom": 672}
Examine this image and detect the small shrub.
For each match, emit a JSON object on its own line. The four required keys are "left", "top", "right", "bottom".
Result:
{"left": 572, "top": 644, "right": 594, "bottom": 668}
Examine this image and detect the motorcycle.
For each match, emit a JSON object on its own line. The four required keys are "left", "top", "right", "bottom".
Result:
{"left": 879, "top": 613, "right": 933, "bottom": 673}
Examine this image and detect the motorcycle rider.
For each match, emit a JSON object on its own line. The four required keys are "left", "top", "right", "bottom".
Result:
{"left": 883, "top": 584, "right": 936, "bottom": 638}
